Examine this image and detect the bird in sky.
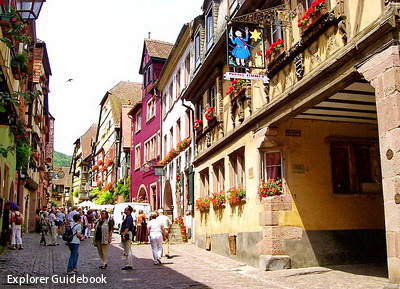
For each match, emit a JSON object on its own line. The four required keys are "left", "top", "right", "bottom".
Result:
{"left": 67, "top": 78, "right": 73, "bottom": 82}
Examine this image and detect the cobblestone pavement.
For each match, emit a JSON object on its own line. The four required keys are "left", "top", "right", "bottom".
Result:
{"left": 0, "top": 233, "right": 391, "bottom": 289}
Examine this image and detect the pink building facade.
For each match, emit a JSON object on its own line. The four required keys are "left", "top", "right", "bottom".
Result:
{"left": 129, "top": 39, "right": 173, "bottom": 210}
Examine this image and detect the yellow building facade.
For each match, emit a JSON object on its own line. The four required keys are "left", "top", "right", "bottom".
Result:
{"left": 185, "top": 0, "right": 398, "bottom": 282}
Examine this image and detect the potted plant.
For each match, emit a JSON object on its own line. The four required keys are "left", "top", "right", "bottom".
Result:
{"left": 298, "top": 0, "right": 328, "bottom": 34}
{"left": 265, "top": 39, "right": 285, "bottom": 65}
{"left": 106, "top": 159, "right": 114, "bottom": 167}
{"left": 227, "top": 187, "right": 246, "bottom": 205}
{"left": 175, "top": 216, "right": 188, "bottom": 242}
{"left": 211, "top": 191, "right": 226, "bottom": 208}
{"left": 195, "top": 197, "right": 211, "bottom": 211}
{"left": 226, "top": 79, "right": 246, "bottom": 98}
{"left": 205, "top": 107, "right": 215, "bottom": 121}
{"left": 176, "top": 137, "right": 191, "bottom": 152}
{"left": 193, "top": 119, "right": 203, "bottom": 130}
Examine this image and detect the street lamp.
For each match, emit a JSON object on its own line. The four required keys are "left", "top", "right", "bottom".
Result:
{"left": 15, "top": 0, "right": 46, "bottom": 21}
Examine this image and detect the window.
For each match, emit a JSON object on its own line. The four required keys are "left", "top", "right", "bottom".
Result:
{"left": 176, "top": 70, "right": 181, "bottom": 97}
{"left": 305, "top": 0, "right": 315, "bottom": 9}
{"left": 262, "top": 152, "right": 282, "bottom": 180}
{"left": 208, "top": 86, "right": 216, "bottom": 109}
{"left": 176, "top": 119, "right": 181, "bottom": 144}
{"left": 169, "top": 128, "right": 173, "bottom": 150}
{"left": 229, "top": 0, "right": 238, "bottom": 15}
{"left": 185, "top": 109, "right": 191, "bottom": 139}
{"left": 162, "top": 93, "right": 167, "bottom": 116}
{"left": 144, "top": 135, "right": 158, "bottom": 162}
{"left": 135, "top": 145, "right": 141, "bottom": 170}
{"left": 267, "top": 17, "right": 284, "bottom": 46}
{"left": 146, "top": 98, "right": 156, "bottom": 121}
{"left": 196, "top": 100, "right": 203, "bottom": 121}
{"left": 168, "top": 83, "right": 173, "bottom": 109}
{"left": 330, "top": 140, "right": 381, "bottom": 194}
{"left": 200, "top": 168, "right": 210, "bottom": 197}
{"left": 229, "top": 149, "right": 245, "bottom": 188}
{"left": 136, "top": 111, "right": 142, "bottom": 132}
{"left": 163, "top": 135, "right": 167, "bottom": 158}
{"left": 213, "top": 160, "right": 225, "bottom": 193}
{"left": 206, "top": 7, "right": 214, "bottom": 50}
{"left": 195, "top": 32, "right": 201, "bottom": 68}
{"left": 184, "top": 55, "right": 190, "bottom": 87}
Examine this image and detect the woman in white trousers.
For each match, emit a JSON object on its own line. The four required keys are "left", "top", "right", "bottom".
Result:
{"left": 11, "top": 208, "right": 23, "bottom": 249}
{"left": 147, "top": 212, "right": 165, "bottom": 265}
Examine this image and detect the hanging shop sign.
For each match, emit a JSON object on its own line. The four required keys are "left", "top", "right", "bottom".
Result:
{"left": 224, "top": 72, "right": 269, "bottom": 83}
{"left": 226, "top": 24, "right": 265, "bottom": 69}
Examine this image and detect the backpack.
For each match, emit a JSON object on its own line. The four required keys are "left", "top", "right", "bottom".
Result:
{"left": 14, "top": 213, "right": 23, "bottom": 225}
{"left": 62, "top": 224, "right": 78, "bottom": 243}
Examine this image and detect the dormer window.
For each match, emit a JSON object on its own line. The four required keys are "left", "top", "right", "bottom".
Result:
{"left": 195, "top": 31, "right": 201, "bottom": 68}
{"left": 206, "top": 7, "right": 214, "bottom": 50}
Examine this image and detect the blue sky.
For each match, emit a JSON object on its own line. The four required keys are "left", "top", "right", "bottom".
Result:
{"left": 36, "top": 0, "right": 202, "bottom": 155}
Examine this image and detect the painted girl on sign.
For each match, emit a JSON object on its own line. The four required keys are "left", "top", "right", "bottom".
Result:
{"left": 230, "top": 27, "right": 250, "bottom": 66}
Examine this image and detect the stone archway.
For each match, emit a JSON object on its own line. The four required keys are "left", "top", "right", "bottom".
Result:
{"left": 137, "top": 186, "right": 147, "bottom": 202}
{"left": 163, "top": 180, "right": 173, "bottom": 218}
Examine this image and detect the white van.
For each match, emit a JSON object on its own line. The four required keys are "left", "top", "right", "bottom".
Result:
{"left": 112, "top": 202, "right": 151, "bottom": 232}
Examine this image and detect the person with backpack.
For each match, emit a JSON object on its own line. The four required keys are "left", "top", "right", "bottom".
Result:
{"left": 10, "top": 207, "right": 23, "bottom": 250}
{"left": 66, "top": 214, "right": 84, "bottom": 275}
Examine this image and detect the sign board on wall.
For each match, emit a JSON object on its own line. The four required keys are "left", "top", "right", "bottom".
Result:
{"left": 226, "top": 24, "right": 265, "bottom": 69}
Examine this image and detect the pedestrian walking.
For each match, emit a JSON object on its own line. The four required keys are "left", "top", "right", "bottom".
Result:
{"left": 10, "top": 207, "right": 23, "bottom": 250}
{"left": 81, "top": 213, "right": 88, "bottom": 238}
{"left": 66, "top": 206, "right": 79, "bottom": 229}
{"left": 136, "top": 210, "right": 147, "bottom": 244}
{"left": 147, "top": 212, "right": 166, "bottom": 265}
{"left": 67, "top": 214, "right": 84, "bottom": 275}
{"left": 39, "top": 212, "right": 50, "bottom": 246}
{"left": 86, "top": 210, "right": 95, "bottom": 239}
{"left": 131, "top": 208, "right": 137, "bottom": 242}
{"left": 120, "top": 206, "right": 134, "bottom": 270}
{"left": 156, "top": 209, "right": 172, "bottom": 258}
{"left": 93, "top": 210, "right": 114, "bottom": 269}
{"left": 48, "top": 209, "right": 59, "bottom": 246}
{"left": 57, "top": 209, "right": 65, "bottom": 236}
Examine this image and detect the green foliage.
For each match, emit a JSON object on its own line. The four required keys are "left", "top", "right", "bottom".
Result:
{"left": 0, "top": 144, "right": 14, "bottom": 158}
{"left": 53, "top": 151, "right": 72, "bottom": 167}
{"left": 73, "top": 189, "right": 79, "bottom": 198}
{"left": 16, "top": 143, "right": 30, "bottom": 170}
{"left": 50, "top": 200, "right": 58, "bottom": 208}
{"left": 89, "top": 187, "right": 101, "bottom": 201}
{"left": 95, "top": 190, "right": 115, "bottom": 205}
{"left": 113, "top": 178, "right": 130, "bottom": 202}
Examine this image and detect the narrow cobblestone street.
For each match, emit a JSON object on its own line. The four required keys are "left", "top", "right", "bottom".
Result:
{"left": 0, "top": 233, "right": 389, "bottom": 289}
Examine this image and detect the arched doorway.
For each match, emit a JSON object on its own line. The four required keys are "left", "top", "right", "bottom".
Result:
{"left": 163, "top": 180, "right": 173, "bottom": 218}
{"left": 137, "top": 186, "right": 147, "bottom": 202}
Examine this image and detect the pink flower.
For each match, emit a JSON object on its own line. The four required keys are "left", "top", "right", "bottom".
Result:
{"left": 11, "top": 17, "right": 17, "bottom": 22}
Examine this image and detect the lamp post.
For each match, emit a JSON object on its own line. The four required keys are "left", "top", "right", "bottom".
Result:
{"left": 15, "top": 0, "right": 46, "bottom": 21}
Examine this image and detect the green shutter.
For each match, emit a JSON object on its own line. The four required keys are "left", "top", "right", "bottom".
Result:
{"left": 189, "top": 165, "right": 194, "bottom": 206}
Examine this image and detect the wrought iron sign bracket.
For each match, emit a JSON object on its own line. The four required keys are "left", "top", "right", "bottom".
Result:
{"left": 228, "top": 4, "right": 292, "bottom": 28}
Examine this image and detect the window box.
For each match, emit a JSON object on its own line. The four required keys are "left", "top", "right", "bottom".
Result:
{"left": 11, "top": 59, "right": 21, "bottom": 80}
{"left": 299, "top": 6, "right": 328, "bottom": 35}
{"left": 266, "top": 46, "right": 285, "bottom": 66}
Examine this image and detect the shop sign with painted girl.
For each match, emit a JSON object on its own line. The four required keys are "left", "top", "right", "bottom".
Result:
{"left": 227, "top": 24, "right": 265, "bottom": 69}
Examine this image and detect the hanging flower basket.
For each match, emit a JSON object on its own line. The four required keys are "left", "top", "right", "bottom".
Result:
{"left": 227, "top": 187, "right": 246, "bottom": 205}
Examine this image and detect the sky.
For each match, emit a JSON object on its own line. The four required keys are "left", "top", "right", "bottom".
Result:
{"left": 35, "top": 0, "right": 203, "bottom": 156}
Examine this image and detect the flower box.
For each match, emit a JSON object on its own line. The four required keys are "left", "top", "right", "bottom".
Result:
{"left": 298, "top": 0, "right": 328, "bottom": 35}
{"left": 226, "top": 79, "right": 246, "bottom": 98}
{"left": 211, "top": 191, "right": 226, "bottom": 209}
{"left": 194, "top": 119, "right": 203, "bottom": 131}
{"left": 205, "top": 107, "right": 215, "bottom": 121}
{"left": 195, "top": 197, "right": 211, "bottom": 211}
{"left": 258, "top": 178, "right": 283, "bottom": 198}
{"left": 227, "top": 187, "right": 246, "bottom": 205}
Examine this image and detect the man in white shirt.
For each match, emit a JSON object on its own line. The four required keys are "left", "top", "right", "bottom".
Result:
{"left": 66, "top": 206, "right": 80, "bottom": 228}
{"left": 156, "top": 209, "right": 172, "bottom": 258}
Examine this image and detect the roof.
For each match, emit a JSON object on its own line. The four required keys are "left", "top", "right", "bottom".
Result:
{"left": 103, "top": 81, "right": 142, "bottom": 127}
{"left": 144, "top": 38, "right": 174, "bottom": 59}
